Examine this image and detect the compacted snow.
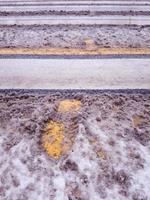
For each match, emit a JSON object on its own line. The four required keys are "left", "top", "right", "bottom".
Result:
{"left": 1, "top": 25, "right": 150, "bottom": 49}
{"left": 0, "top": 90, "right": 150, "bottom": 200}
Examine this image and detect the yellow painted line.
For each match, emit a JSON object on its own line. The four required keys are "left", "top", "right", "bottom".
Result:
{"left": 42, "top": 120, "right": 65, "bottom": 159}
{"left": 58, "top": 99, "right": 81, "bottom": 113}
{"left": 0, "top": 48, "right": 150, "bottom": 55}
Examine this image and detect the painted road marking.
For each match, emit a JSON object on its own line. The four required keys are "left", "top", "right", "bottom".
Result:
{"left": 42, "top": 99, "right": 81, "bottom": 159}
{"left": 1, "top": 48, "right": 150, "bottom": 55}
{"left": 58, "top": 99, "right": 81, "bottom": 113}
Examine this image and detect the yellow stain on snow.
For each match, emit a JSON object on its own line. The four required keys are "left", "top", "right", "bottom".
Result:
{"left": 58, "top": 99, "right": 81, "bottom": 113}
{"left": 0, "top": 47, "right": 150, "bottom": 55}
{"left": 84, "top": 38, "right": 97, "bottom": 50}
{"left": 97, "top": 150, "right": 107, "bottom": 160}
{"left": 42, "top": 121, "right": 64, "bottom": 159}
{"left": 132, "top": 115, "right": 143, "bottom": 128}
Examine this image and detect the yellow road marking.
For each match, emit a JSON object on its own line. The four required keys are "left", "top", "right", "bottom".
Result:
{"left": 42, "top": 99, "right": 81, "bottom": 159}
{"left": 58, "top": 99, "right": 81, "bottom": 113}
{"left": 42, "top": 121, "right": 64, "bottom": 159}
{"left": 0, "top": 48, "right": 150, "bottom": 55}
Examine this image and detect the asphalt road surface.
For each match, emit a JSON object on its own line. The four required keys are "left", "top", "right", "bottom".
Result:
{"left": 0, "top": 57, "right": 149, "bottom": 89}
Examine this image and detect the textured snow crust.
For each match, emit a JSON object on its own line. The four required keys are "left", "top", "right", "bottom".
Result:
{"left": 0, "top": 91, "right": 150, "bottom": 200}
{"left": 0, "top": 25, "right": 150, "bottom": 49}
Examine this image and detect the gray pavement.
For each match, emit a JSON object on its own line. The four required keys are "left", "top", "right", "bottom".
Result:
{"left": 1, "top": 15, "right": 150, "bottom": 25}
{"left": 0, "top": 58, "right": 149, "bottom": 89}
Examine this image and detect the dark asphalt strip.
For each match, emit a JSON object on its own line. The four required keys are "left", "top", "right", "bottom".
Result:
{"left": 1, "top": 3, "right": 150, "bottom": 6}
{"left": 1, "top": 54, "right": 150, "bottom": 59}
{"left": 0, "top": 89, "right": 150, "bottom": 95}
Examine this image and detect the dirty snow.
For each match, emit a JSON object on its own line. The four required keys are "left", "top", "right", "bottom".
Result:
{"left": 0, "top": 25, "right": 150, "bottom": 48}
{"left": 0, "top": 90, "right": 150, "bottom": 200}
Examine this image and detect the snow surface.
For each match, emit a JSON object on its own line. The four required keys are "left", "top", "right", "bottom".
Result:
{"left": 1, "top": 25, "right": 150, "bottom": 49}
{"left": 0, "top": 91, "right": 150, "bottom": 200}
